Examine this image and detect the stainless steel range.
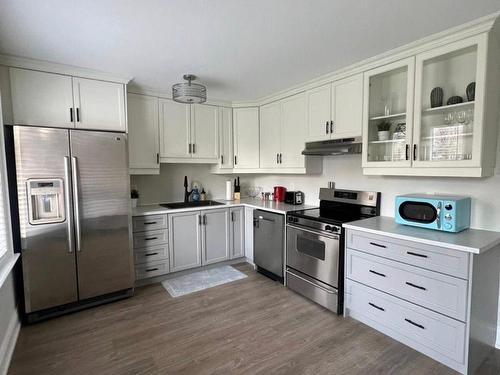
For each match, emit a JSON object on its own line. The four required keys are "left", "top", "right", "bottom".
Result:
{"left": 286, "top": 188, "right": 380, "bottom": 314}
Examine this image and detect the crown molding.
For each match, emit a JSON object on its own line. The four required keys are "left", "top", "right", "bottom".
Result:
{"left": 0, "top": 54, "right": 132, "bottom": 84}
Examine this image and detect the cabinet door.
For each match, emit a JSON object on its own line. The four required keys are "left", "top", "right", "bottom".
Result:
{"left": 331, "top": 74, "right": 363, "bottom": 139}
{"left": 230, "top": 207, "right": 245, "bottom": 259}
{"left": 73, "top": 77, "right": 126, "bottom": 131}
{"left": 259, "top": 101, "right": 281, "bottom": 168}
{"left": 9, "top": 68, "right": 74, "bottom": 128}
{"left": 191, "top": 104, "right": 219, "bottom": 160}
{"left": 233, "top": 107, "right": 260, "bottom": 169}
{"left": 168, "top": 211, "right": 202, "bottom": 272}
{"left": 307, "top": 83, "right": 331, "bottom": 141}
{"left": 127, "top": 93, "right": 159, "bottom": 173}
{"left": 159, "top": 99, "right": 191, "bottom": 158}
{"left": 413, "top": 36, "right": 483, "bottom": 169}
{"left": 280, "top": 93, "right": 307, "bottom": 168}
{"left": 362, "top": 58, "right": 415, "bottom": 169}
{"left": 202, "top": 209, "right": 229, "bottom": 265}
{"left": 219, "top": 107, "right": 234, "bottom": 169}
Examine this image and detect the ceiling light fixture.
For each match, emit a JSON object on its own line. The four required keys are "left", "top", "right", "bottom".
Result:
{"left": 172, "top": 74, "right": 207, "bottom": 104}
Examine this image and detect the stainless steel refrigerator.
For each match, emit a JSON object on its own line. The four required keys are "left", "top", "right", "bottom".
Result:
{"left": 11, "top": 126, "right": 134, "bottom": 321}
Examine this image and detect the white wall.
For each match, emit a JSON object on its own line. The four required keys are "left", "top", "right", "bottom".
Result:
{"left": 130, "top": 164, "right": 252, "bottom": 205}
{"left": 0, "top": 272, "right": 19, "bottom": 375}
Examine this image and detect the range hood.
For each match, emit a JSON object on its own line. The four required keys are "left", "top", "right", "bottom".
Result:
{"left": 302, "top": 137, "right": 362, "bottom": 156}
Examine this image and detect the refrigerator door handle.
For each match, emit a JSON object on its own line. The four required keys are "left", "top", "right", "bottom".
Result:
{"left": 71, "top": 156, "right": 82, "bottom": 252}
{"left": 63, "top": 156, "right": 74, "bottom": 253}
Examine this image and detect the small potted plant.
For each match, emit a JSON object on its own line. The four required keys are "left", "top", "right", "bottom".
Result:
{"left": 131, "top": 189, "right": 139, "bottom": 208}
{"left": 377, "top": 121, "right": 392, "bottom": 141}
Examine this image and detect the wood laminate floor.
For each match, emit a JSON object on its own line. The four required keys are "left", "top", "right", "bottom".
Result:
{"left": 8, "top": 263, "right": 500, "bottom": 375}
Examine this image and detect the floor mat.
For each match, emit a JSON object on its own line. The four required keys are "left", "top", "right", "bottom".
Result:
{"left": 161, "top": 265, "right": 247, "bottom": 297}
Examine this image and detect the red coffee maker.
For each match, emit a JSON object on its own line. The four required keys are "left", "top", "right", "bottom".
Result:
{"left": 273, "top": 186, "right": 287, "bottom": 202}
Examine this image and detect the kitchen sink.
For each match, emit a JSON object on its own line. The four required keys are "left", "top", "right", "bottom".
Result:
{"left": 160, "top": 200, "right": 225, "bottom": 209}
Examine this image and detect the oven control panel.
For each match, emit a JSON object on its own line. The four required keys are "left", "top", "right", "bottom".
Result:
{"left": 287, "top": 215, "right": 341, "bottom": 234}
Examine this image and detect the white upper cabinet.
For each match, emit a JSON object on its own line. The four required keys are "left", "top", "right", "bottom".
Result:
{"left": 159, "top": 98, "right": 191, "bottom": 158}
{"left": 73, "top": 78, "right": 126, "bottom": 131}
{"left": 191, "top": 104, "right": 218, "bottom": 160}
{"left": 159, "top": 100, "right": 219, "bottom": 162}
{"left": 218, "top": 107, "right": 233, "bottom": 169}
{"left": 331, "top": 74, "right": 363, "bottom": 139}
{"left": 307, "top": 84, "right": 331, "bottom": 141}
{"left": 127, "top": 93, "right": 159, "bottom": 174}
{"left": 363, "top": 32, "right": 499, "bottom": 177}
{"left": 233, "top": 107, "right": 260, "bottom": 169}
{"left": 9, "top": 68, "right": 127, "bottom": 132}
{"left": 306, "top": 73, "right": 363, "bottom": 142}
{"left": 259, "top": 101, "right": 282, "bottom": 168}
{"left": 280, "top": 93, "right": 307, "bottom": 168}
{"left": 362, "top": 58, "right": 415, "bottom": 169}
{"left": 10, "top": 68, "right": 74, "bottom": 128}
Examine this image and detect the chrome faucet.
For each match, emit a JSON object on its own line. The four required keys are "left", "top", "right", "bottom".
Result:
{"left": 184, "top": 176, "right": 192, "bottom": 203}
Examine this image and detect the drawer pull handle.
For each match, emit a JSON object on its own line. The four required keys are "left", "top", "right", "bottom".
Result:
{"left": 368, "top": 302, "right": 385, "bottom": 311}
{"left": 369, "top": 242, "right": 387, "bottom": 248}
{"left": 407, "top": 251, "right": 428, "bottom": 258}
{"left": 145, "top": 268, "right": 159, "bottom": 272}
{"left": 405, "top": 282, "right": 426, "bottom": 291}
{"left": 144, "top": 252, "right": 159, "bottom": 257}
{"left": 405, "top": 318, "right": 425, "bottom": 330}
{"left": 369, "top": 269, "right": 386, "bottom": 277}
{"left": 144, "top": 237, "right": 158, "bottom": 241}
{"left": 144, "top": 221, "right": 158, "bottom": 225}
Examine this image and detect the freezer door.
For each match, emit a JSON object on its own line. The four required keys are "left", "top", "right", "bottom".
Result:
{"left": 70, "top": 130, "right": 133, "bottom": 300}
{"left": 253, "top": 210, "right": 284, "bottom": 278}
{"left": 14, "top": 126, "right": 78, "bottom": 313}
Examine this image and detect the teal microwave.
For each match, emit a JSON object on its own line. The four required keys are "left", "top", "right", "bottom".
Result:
{"left": 395, "top": 194, "right": 471, "bottom": 233}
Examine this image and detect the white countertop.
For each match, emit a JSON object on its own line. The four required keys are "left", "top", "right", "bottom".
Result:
{"left": 132, "top": 198, "right": 316, "bottom": 217}
{"left": 343, "top": 216, "right": 500, "bottom": 254}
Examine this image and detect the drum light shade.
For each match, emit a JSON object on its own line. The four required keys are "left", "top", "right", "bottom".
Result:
{"left": 172, "top": 74, "right": 207, "bottom": 104}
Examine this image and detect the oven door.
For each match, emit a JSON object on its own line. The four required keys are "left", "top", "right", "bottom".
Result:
{"left": 286, "top": 225, "right": 339, "bottom": 287}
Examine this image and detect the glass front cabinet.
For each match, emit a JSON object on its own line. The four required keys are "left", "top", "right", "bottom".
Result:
{"left": 362, "top": 32, "right": 499, "bottom": 177}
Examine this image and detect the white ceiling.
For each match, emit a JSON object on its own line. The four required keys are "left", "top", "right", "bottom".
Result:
{"left": 0, "top": 0, "right": 499, "bottom": 101}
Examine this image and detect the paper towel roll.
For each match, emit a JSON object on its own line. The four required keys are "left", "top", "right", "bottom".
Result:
{"left": 225, "top": 180, "right": 233, "bottom": 201}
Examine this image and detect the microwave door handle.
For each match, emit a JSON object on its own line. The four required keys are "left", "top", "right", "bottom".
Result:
{"left": 436, "top": 202, "right": 442, "bottom": 229}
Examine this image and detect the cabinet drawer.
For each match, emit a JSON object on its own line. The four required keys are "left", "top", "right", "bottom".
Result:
{"left": 135, "top": 260, "right": 169, "bottom": 280}
{"left": 345, "top": 279, "right": 466, "bottom": 364}
{"left": 133, "top": 229, "right": 168, "bottom": 248}
{"left": 134, "top": 244, "right": 168, "bottom": 265}
{"left": 133, "top": 215, "right": 167, "bottom": 232}
{"left": 346, "top": 229, "right": 469, "bottom": 279}
{"left": 346, "top": 248, "right": 468, "bottom": 321}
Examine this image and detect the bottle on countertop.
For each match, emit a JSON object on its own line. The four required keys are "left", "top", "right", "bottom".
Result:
{"left": 191, "top": 188, "right": 200, "bottom": 202}
{"left": 234, "top": 177, "right": 241, "bottom": 200}
{"left": 200, "top": 188, "right": 206, "bottom": 201}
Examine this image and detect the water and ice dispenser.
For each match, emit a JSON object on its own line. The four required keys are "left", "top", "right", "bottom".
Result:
{"left": 27, "top": 179, "right": 65, "bottom": 225}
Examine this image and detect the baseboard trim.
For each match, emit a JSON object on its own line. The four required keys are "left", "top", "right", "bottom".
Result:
{"left": 0, "top": 308, "right": 20, "bottom": 375}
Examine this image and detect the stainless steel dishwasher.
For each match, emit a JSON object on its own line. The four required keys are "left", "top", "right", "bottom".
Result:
{"left": 253, "top": 209, "right": 284, "bottom": 283}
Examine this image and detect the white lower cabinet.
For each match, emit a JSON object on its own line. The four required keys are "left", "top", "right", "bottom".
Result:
{"left": 344, "top": 227, "right": 498, "bottom": 375}
{"left": 132, "top": 214, "right": 169, "bottom": 281}
{"left": 201, "top": 209, "right": 229, "bottom": 265}
{"left": 229, "top": 207, "right": 245, "bottom": 259}
{"left": 168, "top": 211, "right": 203, "bottom": 272}
{"left": 168, "top": 207, "right": 241, "bottom": 273}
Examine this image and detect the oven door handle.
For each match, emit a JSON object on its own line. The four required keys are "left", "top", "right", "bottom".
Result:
{"left": 287, "top": 269, "right": 337, "bottom": 295}
{"left": 287, "top": 224, "right": 340, "bottom": 240}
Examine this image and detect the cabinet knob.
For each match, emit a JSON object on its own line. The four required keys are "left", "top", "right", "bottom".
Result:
{"left": 325, "top": 121, "right": 329, "bottom": 134}
{"left": 330, "top": 121, "right": 333, "bottom": 133}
